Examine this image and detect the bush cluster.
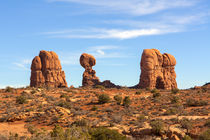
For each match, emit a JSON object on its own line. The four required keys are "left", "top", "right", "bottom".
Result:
{"left": 98, "top": 94, "right": 111, "bottom": 104}
{"left": 123, "top": 96, "right": 131, "bottom": 107}
{"left": 186, "top": 98, "right": 208, "bottom": 107}
{"left": 16, "top": 95, "right": 28, "bottom": 104}
{"left": 114, "top": 95, "right": 122, "bottom": 105}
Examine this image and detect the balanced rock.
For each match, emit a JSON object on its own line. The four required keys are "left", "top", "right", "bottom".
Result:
{"left": 138, "top": 49, "right": 177, "bottom": 90}
{"left": 30, "top": 50, "right": 67, "bottom": 88}
{"left": 80, "top": 53, "right": 100, "bottom": 87}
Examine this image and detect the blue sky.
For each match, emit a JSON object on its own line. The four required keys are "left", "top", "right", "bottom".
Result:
{"left": 0, "top": 0, "right": 210, "bottom": 89}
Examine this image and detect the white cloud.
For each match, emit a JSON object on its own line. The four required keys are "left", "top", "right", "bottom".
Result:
{"left": 43, "top": 28, "right": 175, "bottom": 39}
{"left": 48, "top": 0, "right": 196, "bottom": 15}
{"left": 59, "top": 45, "right": 130, "bottom": 66}
{"left": 13, "top": 59, "right": 32, "bottom": 71}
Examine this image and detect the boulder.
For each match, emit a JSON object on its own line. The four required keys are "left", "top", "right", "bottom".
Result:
{"left": 30, "top": 50, "right": 67, "bottom": 88}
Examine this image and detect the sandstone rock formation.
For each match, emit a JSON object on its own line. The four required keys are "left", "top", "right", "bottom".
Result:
{"left": 138, "top": 49, "right": 177, "bottom": 90}
{"left": 80, "top": 53, "right": 100, "bottom": 87}
{"left": 30, "top": 50, "right": 67, "bottom": 88}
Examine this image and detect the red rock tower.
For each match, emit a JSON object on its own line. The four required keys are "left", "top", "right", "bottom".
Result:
{"left": 80, "top": 53, "right": 100, "bottom": 87}
{"left": 138, "top": 49, "right": 177, "bottom": 89}
{"left": 30, "top": 50, "right": 67, "bottom": 88}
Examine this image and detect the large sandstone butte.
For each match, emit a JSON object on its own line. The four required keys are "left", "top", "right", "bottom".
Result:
{"left": 30, "top": 50, "right": 67, "bottom": 88}
{"left": 80, "top": 53, "right": 100, "bottom": 87}
{"left": 138, "top": 49, "right": 177, "bottom": 90}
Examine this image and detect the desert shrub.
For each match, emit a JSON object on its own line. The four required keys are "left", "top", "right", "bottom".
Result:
{"left": 135, "top": 91, "right": 142, "bottom": 95}
{"left": 171, "top": 88, "right": 179, "bottom": 94}
{"left": 98, "top": 94, "right": 111, "bottom": 104}
{"left": 146, "top": 87, "right": 150, "bottom": 91}
{"left": 164, "top": 108, "right": 178, "bottom": 115}
{"left": 114, "top": 95, "right": 122, "bottom": 105}
{"left": 186, "top": 98, "right": 208, "bottom": 107}
{"left": 60, "top": 93, "right": 69, "bottom": 99}
{"left": 201, "top": 87, "right": 208, "bottom": 93}
{"left": 51, "top": 125, "right": 65, "bottom": 139}
{"left": 91, "top": 106, "right": 98, "bottom": 111}
{"left": 136, "top": 115, "right": 147, "bottom": 127}
{"left": 199, "top": 129, "right": 210, "bottom": 140}
{"left": 111, "top": 114, "right": 122, "bottom": 123}
{"left": 72, "top": 119, "right": 88, "bottom": 127}
{"left": 56, "top": 100, "right": 72, "bottom": 109}
{"left": 150, "top": 120, "right": 165, "bottom": 135}
{"left": 25, "top": 124, "right": 38, "bottom": 134}
{"left": 5, "top": 86, "right": 13, "bottom": 93}
{"left": 137, "top": 115, "right": 146, "bottom": 122}
{"left": 65, "top": 126, "right": 90, "bottom": 140}
{"left": 16, "top": 95, "right": 28, "bottom": 104}
{"left": 204, "top": 119, "right": 210, "bottom": 127}
{"left": 183, "top": 135, "right": 192, "bottom": 140}
{"left": 151, "top": 88, "right": 159, "bottom": 94}
{"left": 180, "top": 118, "right": 192, "bottom": 133}
{"left": 30, "top": 90, "right": 36, "bottom": 94}
{"left": 94, "top": 85, "right": 105, "bottom": 89}
{"left": 90, "top": 127, "right": 127, "bottom": 140}
{"left": 123, "top": 96, "right": 131, "bottom": 107}
{"left": 153, "top": 92, "right": 161, "bottom": 98}
{"left": 170, "top": 96, "right": 180, "bottom": 104}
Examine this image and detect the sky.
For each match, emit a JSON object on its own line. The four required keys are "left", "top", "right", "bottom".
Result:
{"left": 0, "top": 0, "right": 210, "bottom": 89}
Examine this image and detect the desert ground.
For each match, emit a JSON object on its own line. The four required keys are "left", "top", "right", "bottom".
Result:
{"left": 0, "top": 85, "right": 209, "bottom": 140}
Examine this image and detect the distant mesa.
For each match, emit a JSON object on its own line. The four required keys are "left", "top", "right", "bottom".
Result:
{"left": 30, "top": 50, "right": 67, "bottom": 88}
{"left": 80, "top": 53, "right": 120, "bottom": 88}
{"left": 137, "top": 49, "right": 177, "bottom": 90}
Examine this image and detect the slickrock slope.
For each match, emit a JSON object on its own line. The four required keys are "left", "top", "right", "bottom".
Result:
{"left": 30, "top": 50, "right": 67, "bottom": 88}
{"left": 80, "top": 53, "right": 100, "bottom": 87}
{"left": 138, "top": 49, "right": 177, "bottom": 90}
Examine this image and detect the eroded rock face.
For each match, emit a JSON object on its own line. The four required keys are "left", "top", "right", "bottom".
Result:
{"left": 30, "top": 50, "right": 67, "bottom": 88}
{"left": 80, "top": 53, "right": 100, "bottom": 87}
{"left": 138, "top": 49, "right": 177, "bottom": 90}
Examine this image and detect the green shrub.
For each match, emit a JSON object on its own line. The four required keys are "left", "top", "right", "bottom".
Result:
{"left": 135, "top": 91, "right": 142, "bottom": 95}
{"left": 90, "top": 127, "right": 127, "bottom": 140}
{"left": 123, "top": 96, "right": 131, "bottom": 107}
{"left": 65, "top": 126, "right": 90, "bottom": 139}
{"left": 151, "top": 88, "right": 159, "bottom": 94}
{"left": 164, "top": 108, "right": 178, "bottom": 115}
{"left": 5, "top": 86, "right": 13, "bottom": 93}
{"left": 114, "top": 95, "right": 122, "bottom": 105}
{"left": 25, "top": 124, "right": 38, "bottom": 135}
{"left": 170, "top": 96, "right": 180, "bottom": 104}
{"left": 180, "top": 118, "right": 192, "bottom": 133}
{"left": 72, "top": 119, "right": 88, "bottom": 127}
{"left": 51, "top": 125, "right": 65, "bottom": 139}
{"left": 171, "top": 88, "right": 179, "bottom": 94}
{"left": 150, "top": 120, "right": 165, "bottom": 135}
{"left": 199, "top": 129, "right": 210, "bottom": 140}
{"left": 204, "top": 119, "right": 210, "bottom": 127}
{"left": 56, "top": 100, "right": 72, "bottom": 109}
{"left": 94, "top": 85, "right": 105, "bottom": 89}
{"left": 186, "top": 98, "right": 208, "bottom": 107}
{"left": 98, "top": 94, "right": 111, "bottom": 104}
{"left": 60, "top": 93, "right": 68, "bottom": 99}
{"left": 183, "top": 135, "right": 192, "bottom": 140}
{"left": 153, "top": 92, "right": 161, "bottom": 98}
{"left": 91, "top": 106, "right": 98, "bottom": 111}
{"left": 16, "top": 95, "right": 28, "bottom": 104}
